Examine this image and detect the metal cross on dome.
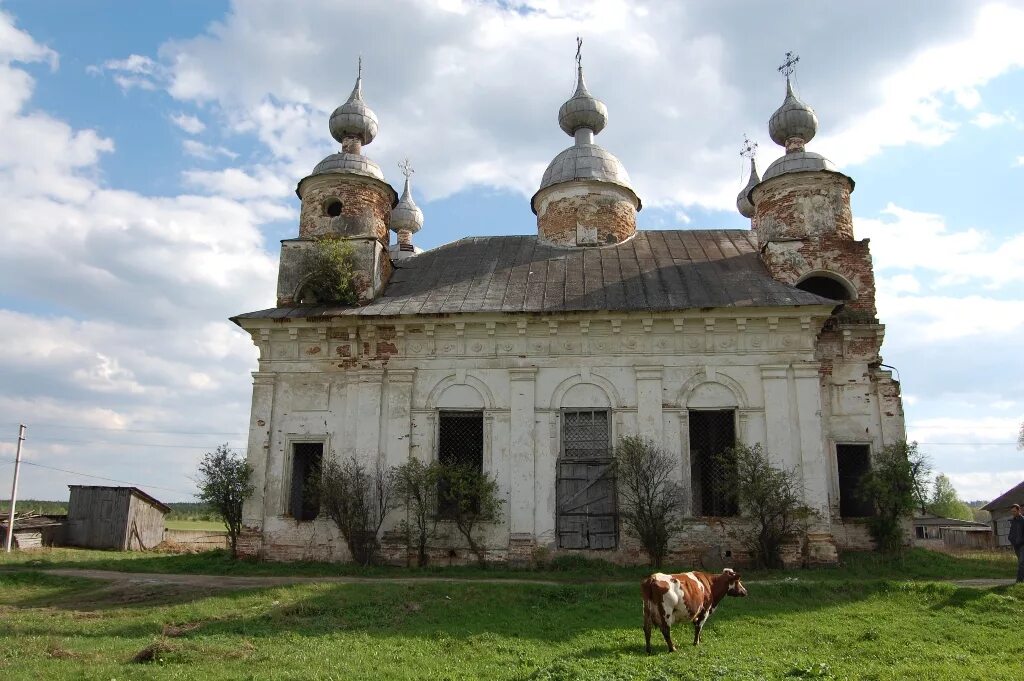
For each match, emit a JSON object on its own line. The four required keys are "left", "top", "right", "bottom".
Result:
{"left": 398, "top": 158, "right": 414, "bottom": 178}
{"left": 576, "top": 36, "right": 582, "bottom": 67}
{"left": 777, "top": 51, "right": 800, "bottom": 78}
{"left": 740, "top": 135, "right": 758, "bottom": 159}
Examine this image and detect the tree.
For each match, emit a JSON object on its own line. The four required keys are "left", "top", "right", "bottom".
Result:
{"left": 195, "top": 444, "right": 254, "bottom": 559}
{"left": 908, "top": 447, "right": 933, "bottom": 516}
{"left": 394, "top": 458, "right": 441, "bottom": 567}
{"left": 720, "top": 443, "right": 816, "bottom": 569}
{"left": 858, "top": 441, "right": 918, "bottom": 553}
{"left": 436, "top": 464, "right": 504, "bottom": 568}
{"left": 927, "top": 473, "right": 974, "bottom": 521}
{"left": 613, "top": 436, "right": 687, "bottom": 567}
{"left": 300, "top": 237, "right": 359, "bottom": 305}
{"left": 318, "top": 456, "right": 399, "bottom": 565}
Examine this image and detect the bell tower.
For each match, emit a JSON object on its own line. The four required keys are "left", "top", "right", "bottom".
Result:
{"left": 276, "top": 59, "right": 398, "bottom": 306}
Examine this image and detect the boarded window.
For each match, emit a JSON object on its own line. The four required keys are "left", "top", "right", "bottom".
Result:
{"left": 437, "top": 411, "right": 484, "bottom": 517}
{"left": 689, "top": 410, "right": 738, "bottom": 517}
{"left": 556, "top": 409, "right": 616, "bottom": 550}
{"left": 836, "top": 444, "right": 873, "bottom": 518}
{"left": 290, "top": 442, "right": 323, "bottom": 521}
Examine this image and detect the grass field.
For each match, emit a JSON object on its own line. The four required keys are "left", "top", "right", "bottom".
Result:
{"left": 164, "top": 519, "right": 227, "bottom": 531}
{"left": 1, "top": 564, "right": 1022, "bottom": 681}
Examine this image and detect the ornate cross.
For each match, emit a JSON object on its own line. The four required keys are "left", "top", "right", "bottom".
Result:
{"left": 777, "top": 51, "right": 800, "bottom": 78}
{"left": 398, "top": 158, "right": 414, "bottom": 178}
{"left": 740, "top": 135, "right": 758, "bottom": 159}
{"left": 576, "top": 36, "right": 582, "bottom": 68}
{"left": 357, "top": 55, "right": 363, "bottom": 79}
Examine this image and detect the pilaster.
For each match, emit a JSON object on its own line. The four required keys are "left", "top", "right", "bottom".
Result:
{"left": 509, "top": 367, "right": 537, "bottom": 536}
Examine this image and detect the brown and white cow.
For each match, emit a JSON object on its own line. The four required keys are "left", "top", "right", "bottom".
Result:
{"left": 641, "top": 568, "right": 747, "bottom": 652}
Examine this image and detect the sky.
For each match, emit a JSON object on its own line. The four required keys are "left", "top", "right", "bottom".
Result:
{"left": 0, "top": 0, "right": 1021, "bottom": 504}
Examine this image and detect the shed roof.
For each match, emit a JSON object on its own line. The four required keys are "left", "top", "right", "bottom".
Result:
{"left": 68, "top": 485, "right": 171, "bottom": 514}
{"left": 912, "top": 514, "right": 989, "bottom": 528}
{"left": 233, "top": 230, "right": 838, "bottom": 322}
{"left": 981, "top": 480, "right": 1024, "bottom": 512}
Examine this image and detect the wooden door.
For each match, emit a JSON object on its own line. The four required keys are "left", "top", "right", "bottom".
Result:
{"left": 556, "top": 460, "right": 617, "bottom": 549}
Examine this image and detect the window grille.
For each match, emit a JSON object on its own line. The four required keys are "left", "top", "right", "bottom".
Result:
{"left": 688, "top": 410, "right": 738, "bottom": 517}
{"left": 562, "top": 410, "right": 610, "bottom": 460}
{"left": 836, "top": 444, "right": 873, "bottom": 517}
{"left": 437, "top": 411, "right": 484, "bottom": 517}
{"left": 291, "top": 442, "right": 323, "bottom": 521}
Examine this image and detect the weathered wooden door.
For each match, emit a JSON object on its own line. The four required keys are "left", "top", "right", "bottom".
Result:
{"left": 556, "top": 460, "right": 617, "bottom": 549}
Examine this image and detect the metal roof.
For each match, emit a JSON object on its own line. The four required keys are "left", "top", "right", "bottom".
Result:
{"left": 68, "top": 485, "right": 171, "bottom": 514}
{"left": 982, "top": 480, "right": 1024, "bottom": 512}
{"left": 233, "top": 230, "right": 838, "bottom": 322}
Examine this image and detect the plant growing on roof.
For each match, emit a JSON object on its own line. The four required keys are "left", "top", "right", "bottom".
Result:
{"left": 299, "top": 236, "right": 359, "bottom": 305}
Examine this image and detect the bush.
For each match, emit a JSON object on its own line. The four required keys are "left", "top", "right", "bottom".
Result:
{"left": 859, "top": 441, "right": 918, "bottom": 554}
{"left": 720, "top": 443, "right": 815, "bottom": 569}
{"left": 613, "top": 435, "right": 686, "bottom": 567}
{"left": 300, "top": 237, "right": 358, "bottom": 305}
{"left": 435, "top": 464, "right": 504, "bottom": 568}
{"left": 394, "top": 458, "right": 441, "bottom": 567}
{"left": 317, "top": 457, "right": 398, "bottom": 565}
{"left": 195, "top": 444, "right": 254, "bottom": 559}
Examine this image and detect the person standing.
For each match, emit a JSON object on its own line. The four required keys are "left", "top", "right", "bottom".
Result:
{"left": 1009, "top": 503, "right": 1024, "bottom": 584}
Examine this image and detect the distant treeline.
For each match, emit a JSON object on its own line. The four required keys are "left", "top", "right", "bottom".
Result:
{"left": 1, "top": 499, "right": 219, "bottom": 521}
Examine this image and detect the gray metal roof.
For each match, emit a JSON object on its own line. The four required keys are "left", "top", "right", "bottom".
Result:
{"left": 309, "top": 152, "right": 386, "bottom": 182}
{"left": 558, "top": 66, "right": 608, "bottom": 136}
{"left": 233, "top": 230, "right": 838, "bottom": 322}
{"left": 329, "top": 73, "right": 379, "bottom": 146}
{"left": 533, "top": 143, "right": 639, "bottom": 213}
{"left": 761, "top": 151, "right": 841, "bottom": 182}
{"left": 982, "top": 480, "right": 1024, "bottom": 512}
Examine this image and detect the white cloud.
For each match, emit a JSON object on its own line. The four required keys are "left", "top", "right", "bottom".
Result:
{"left": 0, "top": 9, "right": 57, "bottom": 68}
{"left": 181, "top": 166, "right": 291, "bottom": 199}
{"left": 972, "top": 110, "right": 1017, "bottom": 128}
{"left": 947, "top": 470, "right": 1024, "bottom": 502}
{"left": 88, "top": 53, "right": 163, "bottom": 91}
{"left": 182, "top": 138, "right": 237, "bottom": 160}
{"left": 170, "top": 112, "right": 206, "bottom": 134}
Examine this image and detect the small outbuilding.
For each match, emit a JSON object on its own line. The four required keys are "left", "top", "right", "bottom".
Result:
{"left": 66, "top": 485, "right": 170, "bottom": 550}
{"left": 982, "top": 481, "right": 1024, "bottom": 548}
{"left": 0, "top": 514, "right": 67, "bottom": 550}
{"left": 912, "top": 514, "right": 994, "bottom": 550}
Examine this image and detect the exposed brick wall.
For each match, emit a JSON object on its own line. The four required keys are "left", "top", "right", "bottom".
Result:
{"left": 537, "top": 192, "right": 636, "bottom": 246}
{"left": 753, "top": 171, "right": 854, "bottom": 244}
{"left": 299, "top": 178, "right": 393, "bottom": 242}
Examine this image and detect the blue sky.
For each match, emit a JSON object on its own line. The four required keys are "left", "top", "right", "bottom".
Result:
{"left": 0, "top": 0, "right": 1021, "bottom": 503}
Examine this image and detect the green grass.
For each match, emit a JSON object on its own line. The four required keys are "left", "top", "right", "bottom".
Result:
{"left": 0, "top": 546, "right": 1017, "bottom": 584}
{"left": 0, "top": 569, "right": 1021, "bottom": 680}
{"left": 164, "top": 519, "right": 226, "bottom": 531}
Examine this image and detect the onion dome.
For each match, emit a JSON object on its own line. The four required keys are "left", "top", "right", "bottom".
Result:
{"left": 558, "top": 66, "right": 608, "bottom": 136}
{"left": 736, "top": 157, "right": 760, "bottom": 218}
{"left": 310, "top": 152, "right": 385, "bottom": 182}
{"left": 769, "top": 78, "right": 818, "bottom": 151}
{"left": 329, "top": 66, "right": 379, "bottom": 147}
{"left": 532, "top": 64, "right": 640, "bottom": 213}
{"left": 390, "top": 173, "right": 423, "bottom": 235}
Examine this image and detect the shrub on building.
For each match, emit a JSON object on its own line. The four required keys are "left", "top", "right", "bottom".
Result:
{"left": 300, "top": 237, "right": 359, "bottom": 305}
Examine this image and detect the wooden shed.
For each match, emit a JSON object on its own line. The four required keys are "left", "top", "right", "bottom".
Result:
{"left": 982, "top": 480, "right": 1024, "bottom": 548}
{"left": 66, "top": 485, "right": 170, "bottom": 550}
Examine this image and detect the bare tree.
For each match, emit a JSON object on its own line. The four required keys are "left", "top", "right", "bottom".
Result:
{"left": 318, "top": 456, "right": 398, "bottom": 565}
{"left": 613, "top": 436, "right": 687, "bottom": 567}
{"left": 195, "top": 444, "right": 254, "bottom": 559}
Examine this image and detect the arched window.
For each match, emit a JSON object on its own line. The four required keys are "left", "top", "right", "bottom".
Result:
{"left": 795, "top": 273, "right": 855, "bottom": 301}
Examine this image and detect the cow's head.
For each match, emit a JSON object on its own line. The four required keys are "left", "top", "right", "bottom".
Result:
{"left": 723, "top": 568, "right": 747, "bottom": 597}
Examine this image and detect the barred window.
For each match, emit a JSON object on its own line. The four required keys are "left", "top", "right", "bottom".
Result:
{"left": 836, "top": 444, "right": 873, "bottom": 517}
{"left": 689, "top": 410, "right": 737, "bottom": 517}
{"left": 290, "top": 442, "right": 323, "bottom": 521}
{"left": 437, "top": 411, "right": 484, "bottom": 517}
{"left": 561, "top": 410, "right": 610, "bottom": 459}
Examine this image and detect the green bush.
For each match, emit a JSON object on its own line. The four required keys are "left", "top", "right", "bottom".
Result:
{"left": 300, "top": 237, "right": 358, "bottom": 305}
{"left": 613, "top": 435, "right": 686, "bottom": 567}
{"left": 858, "top": 441, "right": 919, "bottom": 554}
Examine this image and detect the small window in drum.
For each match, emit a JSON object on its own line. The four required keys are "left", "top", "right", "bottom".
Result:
{"left": 324, "top": 199, "right": 343, "bottom": 217}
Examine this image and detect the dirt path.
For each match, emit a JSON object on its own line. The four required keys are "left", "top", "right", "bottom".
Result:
{"left": 31, "top": 568, "right": 1019, "bottom": 590}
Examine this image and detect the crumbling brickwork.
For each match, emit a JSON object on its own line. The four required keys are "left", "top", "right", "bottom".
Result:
{"left": 753, "top": 171, "right": 854, "bottom": 244}
{"left": 298, "top": 177, "right": 393, "bottom": 242}
{"left": 537, "top": 192, "right": 636, "bottom": 246}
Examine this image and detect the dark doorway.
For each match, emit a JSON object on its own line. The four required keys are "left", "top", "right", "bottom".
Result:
{"left": 836, "top": 444, "right": 874, "bottom": 517}
{"left": 290, "top": 442, "right": 323, "bottom": 521}
{"left": 556, "top": 409, "right": 616, "bottom": 549}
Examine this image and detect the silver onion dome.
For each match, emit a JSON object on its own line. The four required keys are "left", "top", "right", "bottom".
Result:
{"left": 310, "top": 152, "right": 385, "bottom": 182}
{"left": 736, "top": 157, "right": 760, "bottom": 218}
{"left": 769, "top": 78, "right": 818, "bottom": 149}
{"left": 390, "top": 175, "right": 423, "bottom": 235}
{"left": 762, "top": 150, "right": 841, "bottom": 182}
{"left": 558, "top": 66, "right": 608, "bottom": 136}
{"left": 329, "top": 70, "right": 379, "bottom": 146}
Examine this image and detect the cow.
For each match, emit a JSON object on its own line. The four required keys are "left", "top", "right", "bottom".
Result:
{"left": 641, "top": 568, "right": 748, "bottom": 652}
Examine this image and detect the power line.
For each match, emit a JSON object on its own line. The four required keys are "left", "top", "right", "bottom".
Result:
{"left": 18, "top": 460, "right": 195, "bottom": 497}
{"left": 0, "top": 422, "right": 246, "bottom": 437}
{"left": 26, "top": 437, "right": 244, "bottom": 450}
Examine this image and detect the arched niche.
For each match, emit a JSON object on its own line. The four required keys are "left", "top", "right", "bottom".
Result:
{"left": 424, "top": 373, "right": 495, "bottom": 410}
{"left": 677, "top": 370, "right": 749, "bottom": 409}
{"left": 548, "top": 371, "right": 621, "bottom": 410}
{"left": 795, "top": 270, "right": 857, "bottom": 302}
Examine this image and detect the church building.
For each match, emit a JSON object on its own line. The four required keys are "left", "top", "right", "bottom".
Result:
{"left": 231, "top": 53, "right": 905, "bottom": 565}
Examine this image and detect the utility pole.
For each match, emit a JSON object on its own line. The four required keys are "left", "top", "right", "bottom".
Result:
{"left": 4, "top": 424, "right": 26, "bottom": 553}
